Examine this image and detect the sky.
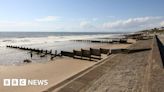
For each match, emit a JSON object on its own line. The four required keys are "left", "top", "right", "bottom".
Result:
{"left": 0, "top": 0, "right": 164, "bottom": 32}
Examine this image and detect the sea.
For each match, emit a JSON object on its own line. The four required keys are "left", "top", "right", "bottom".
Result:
{"left": 0, "top": 32, "right": 128, "bottom": 65}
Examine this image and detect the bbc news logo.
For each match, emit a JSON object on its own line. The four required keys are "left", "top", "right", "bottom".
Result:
{"left": 3, "top": 79, "right": 48, "bottom": 86}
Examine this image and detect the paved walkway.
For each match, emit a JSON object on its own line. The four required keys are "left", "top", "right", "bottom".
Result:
{"left": 148, "top": 35, "right": 164, "bottom": 92}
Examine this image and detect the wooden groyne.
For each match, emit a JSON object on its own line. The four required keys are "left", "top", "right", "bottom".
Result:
{"left": 6, "top": 45, "right": 57, "bottom": 57}
{"left": 61, "top": 48, "right": 106, "bottom": 61}
{"left": 61, "top": 51, "right": 74, "bottom": 57}
{"left": 60, "top": 47, "right": 151, "bottom": 61}
{"left": 71, "top": 38, "right": 128, "bottom": 44}
{"left": 90, "top": 48, "right": 101, "bottom": 59}
{"left": 6, "top": 41, "right": 152, "bottom": 62}
{"left": 124, "top": 33, "right": 153, "bottom": 40}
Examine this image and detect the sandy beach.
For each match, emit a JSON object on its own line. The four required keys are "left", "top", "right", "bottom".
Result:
{"left": 0, "top": 57, "right": 96, "bottom": 92}
{"left": 0, "top": 42, "right": 133, "bottom": 92}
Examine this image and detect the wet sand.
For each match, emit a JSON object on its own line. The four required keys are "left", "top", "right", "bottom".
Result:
{"left": 0, "top": 42, "right": 133, "bottom": 92}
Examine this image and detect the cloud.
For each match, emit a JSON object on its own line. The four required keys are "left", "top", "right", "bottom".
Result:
{"left": 102, "top": 16, "right": 163, "bottom": 31}
{"left": 0, "top": 16, "right": 164, "bottom": 32}
{"left": 0, "top": 21, "right": 39, "bottom": 28}
{"left": 35, "top": 16, "right": 61, "bottom": 22}
{"left": 80, "top": 21, "right": 94, "bottom": 29}
{"left": 0, "top": 21, "right": 64, "bottom": 31}
{"left": 0, "top": 16, "right": 63, "bottom": 31}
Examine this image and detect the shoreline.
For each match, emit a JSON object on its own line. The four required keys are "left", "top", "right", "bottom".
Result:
{"left": 0, "top": 38, "right": 135, "bottom": 66}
